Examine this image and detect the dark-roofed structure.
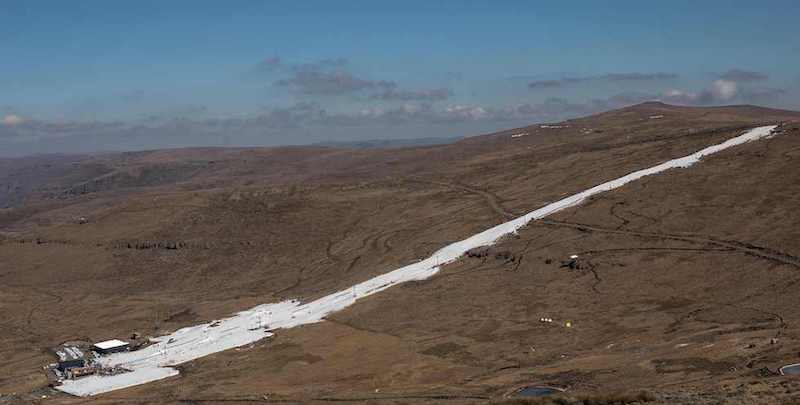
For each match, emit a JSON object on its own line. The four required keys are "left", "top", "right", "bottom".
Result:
{"left": 54, "top": 346, "right": 86, "bottom": 371}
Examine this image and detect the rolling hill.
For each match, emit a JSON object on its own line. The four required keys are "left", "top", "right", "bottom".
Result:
{"left": 2, "top": 102, "right": 800, "bottom": 404}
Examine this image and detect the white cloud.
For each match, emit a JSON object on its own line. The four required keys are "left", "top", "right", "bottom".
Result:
{"left": 444, "top": 105, "right": 489, "bottom": 120}
{"left": 661, "top": 80, "right": 739, "bottom": 105}
{"left": 664, "top": 89, "right": 692, "bottom": 98}
{"left": 711, "top": 79, "right": 738, "bottom": 101}
{"left": 2, "top": 114, "right": 24, "bottom": 126}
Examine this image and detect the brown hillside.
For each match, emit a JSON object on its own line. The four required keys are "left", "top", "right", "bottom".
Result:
{"left": 1, "top": 103, "right": 800, "bottom": 404}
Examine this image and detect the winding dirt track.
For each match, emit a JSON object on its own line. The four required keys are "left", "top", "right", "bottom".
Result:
{"left": 536, "top": 219, "right": 800, "bottom": 268}
{"left": 416, "top": 178, "right": 800, "bottom": 269}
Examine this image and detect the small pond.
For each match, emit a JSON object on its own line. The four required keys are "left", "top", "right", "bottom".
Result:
{"left": 516, "top": 386, "right": 564, "bottom": 397}
{"left": 781, "top": 364, "right": 800, "bottom": 375}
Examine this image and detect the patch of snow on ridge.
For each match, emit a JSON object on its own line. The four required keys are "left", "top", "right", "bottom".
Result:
{"left": 56, "top": 125, "right": 777, "bottom": 397}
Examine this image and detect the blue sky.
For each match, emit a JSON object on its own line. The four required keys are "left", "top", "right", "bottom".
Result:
{"left": 1, "top": 1, "right": 799, "bottom": 155}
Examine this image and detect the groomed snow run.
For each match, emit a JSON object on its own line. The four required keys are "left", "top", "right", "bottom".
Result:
{"left": 57, "top": 125, "right": 778, "bottom": 396}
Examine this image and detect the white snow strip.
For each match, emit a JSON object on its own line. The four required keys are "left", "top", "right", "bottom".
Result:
{"left": 57, "top": 367, "right": 179, "bottom": 396}
{"left": 56, "top": 125, "right": 777, "bottom": 397}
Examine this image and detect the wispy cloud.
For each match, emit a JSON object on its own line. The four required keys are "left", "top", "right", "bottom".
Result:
{"left": 245, "top": 94, "right": 649, "bottom": 128}
{"left": 718, "top": 69, "right": 768, "bottom": 82}
{"left": 529, "top": 72, "right": 678, "bottom": 90}
{"left": 369, "top": 88, "right": 451, "bottom": 101}
{"left": 275, "top": 70, "right": 396, "bottom": 95}
{"left": 527, "top": 80, "right": 563, "bottom": 89}
{"left": 291, "top": 57, "right": 349, "bottom": 73}
{"left": 143, "top": 104, "right": 211, "bottom": 122}
{"left": 597, "top": 73, "right": 679, "bottom": 82}
{"left": 252, "top": 56, "right": 349, "bottom": 75}
{"left": 252, "top": 56, "right": 284, "bottom": 73}
{"left": 0, "top": 118, "right": 127, "bottom": 141}
{"left": 256, "top": 56, "right": 452, "bottom": 100}
{"left": 254, "top": 56, "right": 387, "bottom": 95}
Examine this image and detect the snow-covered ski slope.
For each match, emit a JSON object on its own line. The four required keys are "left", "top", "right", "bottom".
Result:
{"left": 57, "top": 125, "right": 777, "bottom": 396}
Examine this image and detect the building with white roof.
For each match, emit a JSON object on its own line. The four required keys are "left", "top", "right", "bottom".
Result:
{"left": 93, "top": 339, "right": 130, "bottom": 355}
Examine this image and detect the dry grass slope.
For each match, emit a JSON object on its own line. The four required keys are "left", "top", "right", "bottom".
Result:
{"left": 1, "top": 103, "right": 800, "bottom": 404}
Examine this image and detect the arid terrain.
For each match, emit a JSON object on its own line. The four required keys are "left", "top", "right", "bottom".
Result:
{"left": 2, "top": 102, "right": 800, "bottom": 404}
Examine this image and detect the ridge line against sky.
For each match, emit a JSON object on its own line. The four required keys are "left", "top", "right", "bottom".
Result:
{"left": 1, "top": 0, "right": 799, "bottom": 156}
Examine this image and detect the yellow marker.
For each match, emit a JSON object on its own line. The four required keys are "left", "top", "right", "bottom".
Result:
{"left": 565, "top": 321, "right": 572, "bottom": 328}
